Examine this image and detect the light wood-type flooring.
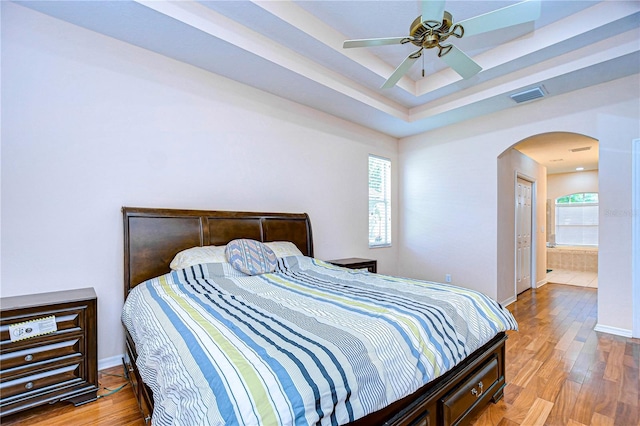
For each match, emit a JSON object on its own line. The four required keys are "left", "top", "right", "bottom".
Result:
{"left": 468, "top": 284, "right": 638, "bottom": 426}
{"left": 3, "top": 283, "right": 638, "bottom": 425}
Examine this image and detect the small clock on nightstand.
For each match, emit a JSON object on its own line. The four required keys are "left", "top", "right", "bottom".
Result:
{"left": 326, "top": 258, "right": 377, "bottom": 273}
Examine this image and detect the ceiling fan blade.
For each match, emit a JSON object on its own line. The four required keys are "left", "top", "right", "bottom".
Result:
{"left": 381, "top": 52, "right": 420, "bottom": 89}
{"left": 457, "top": 0, "right": 541, "bottom": 37}
{"left": 421, "top": 0, "right": 446, "bottom": 27}
{"left": 343, "top": 37, "right": 410, "bottom": 49}
{"left": 439, "top": 45, "right": 482, "bottom": 79}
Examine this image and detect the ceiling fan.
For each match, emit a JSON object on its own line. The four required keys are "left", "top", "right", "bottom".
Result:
{"left": 343, "top": 0, "right": 541, "bottom": 89}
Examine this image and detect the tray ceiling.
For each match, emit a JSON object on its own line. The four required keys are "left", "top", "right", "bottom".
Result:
{"left": 13, "top": 0, "right": 640, "bottom": 141}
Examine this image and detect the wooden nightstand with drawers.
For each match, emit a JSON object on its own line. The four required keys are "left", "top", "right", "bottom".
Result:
{"left": 327, "top": 258, "right": 377, "bottom": 273}
{"left": 0, "top": 288, "right": 98, "bottom": 417}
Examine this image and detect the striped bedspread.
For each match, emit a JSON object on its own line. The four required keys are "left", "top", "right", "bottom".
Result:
{"left": 122, "top": 256, "right": 517, "bottom": 426}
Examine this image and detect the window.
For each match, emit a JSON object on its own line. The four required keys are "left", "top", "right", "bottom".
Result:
{"left": 555, "top": 192, "right": 598, "bottom": 246}
{"left": 369, "top": 155, "right": 391, "bottom": 247}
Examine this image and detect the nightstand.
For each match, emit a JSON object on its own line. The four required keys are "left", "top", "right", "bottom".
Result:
{"left": 327, "top": 258, "right": 377, "bottom": 273}
{"left": 0, "top": 288, "right": 99, "bottom": 417}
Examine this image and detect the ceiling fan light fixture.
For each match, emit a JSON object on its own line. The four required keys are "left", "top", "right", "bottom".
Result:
{"left": 410, "top": 12, "right": 453, "bottom": 44}
{"left": 343, "top": 0, "right": 541, "bottom": 89}
{"left": 510, "top": 86, "right": 546, "bottom": 103}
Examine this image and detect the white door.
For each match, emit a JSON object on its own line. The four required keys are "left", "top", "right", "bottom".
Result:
{"left": 516, "top": 177, "right": 533, "bottom": 294}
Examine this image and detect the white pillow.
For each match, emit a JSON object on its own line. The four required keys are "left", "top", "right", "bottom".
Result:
{"left": 264, "top": 241, "right": 304, "bottom": 257}
{"left": 170, "top": 245, "right": 227, "bottom": 270}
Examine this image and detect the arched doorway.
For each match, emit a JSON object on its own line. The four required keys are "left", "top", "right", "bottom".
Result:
{"left": 497, "top": 132, "right": 598, "bottom": 304}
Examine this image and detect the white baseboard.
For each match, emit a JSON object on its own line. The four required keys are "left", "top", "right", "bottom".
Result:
{"left": 99, "top": 354, "right": 124, "bottom": 371}
{"left": 536, "top": 279, "right": 548, "bottom": 288}
{"left": 501, "top": 295, "right": 517, "bottom": 307}
{"left": 594, "top": 324, "right": 633, "bottom": 338}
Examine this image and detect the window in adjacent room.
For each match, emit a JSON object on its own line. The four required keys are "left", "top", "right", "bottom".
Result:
{"left": 555, "top": 192, "right": 598, "bottom": 246}
{"left": 369, "top": 155, "right": 391, "bottom": 247}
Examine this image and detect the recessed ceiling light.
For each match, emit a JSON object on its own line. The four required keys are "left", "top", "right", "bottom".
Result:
{"left": 576, "top": 167, "right": 584, "bottom": 171}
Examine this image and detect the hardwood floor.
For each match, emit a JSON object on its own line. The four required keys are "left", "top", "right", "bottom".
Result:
{"left": 1, "top": 368, "right": 145, "bottom": 426}
{"left": 470, "top": 284, "right": 639, "bottom": 426}
{"left": 2, "top": 283, "right": 638, "bottom": 425}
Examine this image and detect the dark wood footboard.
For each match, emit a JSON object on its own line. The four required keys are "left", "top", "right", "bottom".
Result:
{"left": 354, "top": 332, "right": 507, "bottom": 426}
{"left": 123, "top": 328, "right": 507, "bottom": 426}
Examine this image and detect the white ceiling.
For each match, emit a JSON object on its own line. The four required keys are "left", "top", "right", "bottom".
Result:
{"left": 515, "top": 132, "right": 598, "bottom": 174}
{"left": 14, "top": 0, "right": 640, "bottom": 145}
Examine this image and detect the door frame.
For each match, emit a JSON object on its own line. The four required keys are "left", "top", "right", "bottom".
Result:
{"left": 514, "top": 172, "right": 537, "bottom": 297}
{"left": 633, "top": 138, "right": 640, "bottom": 338}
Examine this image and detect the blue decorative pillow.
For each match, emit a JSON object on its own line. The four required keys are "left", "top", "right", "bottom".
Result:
{"left": 225, "top": 239, "right": 278, "bottom": 275}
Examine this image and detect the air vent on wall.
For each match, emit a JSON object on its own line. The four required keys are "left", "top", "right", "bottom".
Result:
{"left": 569, "top": 146, "right": 591, "bottom": 152}
{"left": 510, "top": 86, "right": 545, "bottom": 103}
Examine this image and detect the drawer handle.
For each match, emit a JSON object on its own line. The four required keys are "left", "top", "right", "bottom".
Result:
{"left": 24, "top": 354, "right": 34, "bottom": 362}
{"left": 25, "top": 382, "right": 34, "bottom": 390}
{"left": 470, "top": 381, "right": 484, "bottom": 398}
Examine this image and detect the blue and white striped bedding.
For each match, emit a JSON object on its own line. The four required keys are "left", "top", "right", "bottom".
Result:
{"left": 122, "top": 256, "right": 517, "bottom": 426}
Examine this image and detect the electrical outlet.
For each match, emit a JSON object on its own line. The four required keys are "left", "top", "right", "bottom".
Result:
{"left": 445, "top": 274, "right": 452, "bottom": 283}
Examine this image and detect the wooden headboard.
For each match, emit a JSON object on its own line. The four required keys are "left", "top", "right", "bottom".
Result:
{"left": 122, "top": 207, "right": 314, "bottom": 297}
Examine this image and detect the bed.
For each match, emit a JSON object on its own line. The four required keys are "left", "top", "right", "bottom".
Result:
{"left": 121, "top": 207, "right": 517, "bottom": 426}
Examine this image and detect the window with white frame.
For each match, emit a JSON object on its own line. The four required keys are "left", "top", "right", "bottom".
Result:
{"left": 369, "top": 155, "right": 391, "bottom": 247}
{"left": 555, "top": 192, "right": 598, "bottom": 246}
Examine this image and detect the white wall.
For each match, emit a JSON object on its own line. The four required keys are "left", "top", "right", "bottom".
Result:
{"left": 1, "top": 3, "right": 398, "bottom": 367}
{"left": 547, "top": 170, "right": 599, "bottom": 202}
{"left": 497, "top": 149, "right": 547, "bottom": 304}
{"left": 399, "top": 74, "right": 639, "bottom": 334}
{"left": 633, "top": 139, "right": 640, "bottom": 338}
{"left": 398, "top": 133, "right": 501, "bottom": 297}
{"left": 596, "top": 113, "right": 636, "bottom": 336}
